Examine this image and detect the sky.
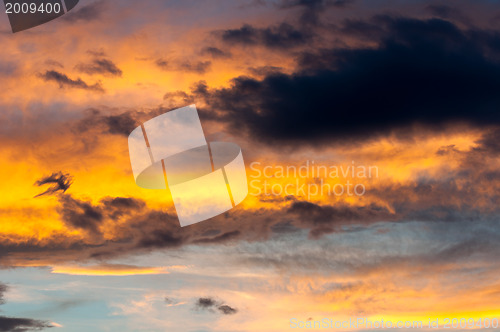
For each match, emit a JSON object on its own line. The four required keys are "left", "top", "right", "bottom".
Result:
{"left": 0, "top": 0, "right": 500, "bottom": 331}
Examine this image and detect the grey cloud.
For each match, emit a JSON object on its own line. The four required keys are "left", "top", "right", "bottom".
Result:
{"left": 39, "top": 70, "right": 104, "bottom": 92}
{"left": 217, "top": 305, "right": 238, "bottom": 315}
{"left": 155, "top": 59, "right": 211, "bottom": 74}
{"left": 0, "top": 283, "right": 52, "bottom": 332}
{"left": 75, "top": 58, "right": 123, "bottom": 77}
{"left": 248, "top": 65, "right": 283, "bottom": 76}
{"left": 0, "top": 283, "right": 6, "bottom": 304}
{"left": 193, "top": 230, "right": 241, "bottom": 244}
{"left": 201, "top": 47, "right": 232, "bottom": 59}
{"left": 34, "top": 172, "right": 73, "bottom": 198}
{"left": 58, "top": 195, "right": 103, "bottom": 236}
{"left": 34, "top": 173, "right": 146, "bottom": 237}
{"left": 220, "top": 23, "right": 310, "bottom": 49}
{"left": 0, "top": 317, "right": 52, "bottom": 332}
{"left": 195, "top": 297, "right": 238, "bottom": 315}
{"left": 76, "top": 108, "right": 140, "bottom": 137}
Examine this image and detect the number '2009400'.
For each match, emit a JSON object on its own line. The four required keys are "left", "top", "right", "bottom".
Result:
{"left": 5, "top": 2, "right": 61, "bottom": 14}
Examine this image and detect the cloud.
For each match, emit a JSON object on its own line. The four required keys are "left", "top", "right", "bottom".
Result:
{"left": 0, "top": 283, "right": 52, "bottom": 331}
{"left": 217, "top": 305, "right": 238, "bottom": 315}
{"left": 155, "top": 59, "right": 211, "bottom": 74}
{"left": 57, "top": 195, "right": 147, "bottom": 238}
{"left": 196, "top": 16, "right": 500, "bottom": 145}
{"left": 196, "top": 297, "right": 217, "bottom": 308}
{"left": 75, "top": 58, "right": 123, "bottom": 77}
{"left": 34, "top": 173, "right": 146, "bottom": 237}
{"left": 220, "top": 23, "right": 309, "bottom": 49}
{"left": 0, "top": 317, "right": 53, "bottom": 332}
{"left": 103, "top": 113, "right": 137, "bottom": 135}
{"left": 0, "top": 283, "right": 5, "bottom": 304}
{"left": 193, "top": 230, "right": 242, "bottom": 244}
{"left": 474, "top": 128, "right": 500, "bottom": 154}
{"left": 133, "top": 212, "right": 186, "bottom": 249}
{"left": 200, "top": 47, "right": 232, "bottom": 59}
{"left": 195, "top": 297, "right": 238, "bottom": 315}
{"left": 39, "top": 70, "right": 104, "bottom": 92}
{"left": 58, "top": 195, "right": 104, "bottom": 236}
{"left": 34, "top": 172, "right": 73, "bottom": 198}
{"left": 75, "top": 108, "right": 141, "bottom": 137}
{"left": 44, "top": 60, "right": 64, "bottom": 68}
{"left": 248, "top": 65, "right": 283, "bottom": 76}
{"left": 288, "top": 201, "right": 395, "bottom": 237}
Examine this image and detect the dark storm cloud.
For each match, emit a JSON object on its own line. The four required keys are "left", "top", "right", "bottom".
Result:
{"left": 155, "top": 59, "right": 211, "bottom": 74}
{"left": 34, "top": 172, "right": 73, "bottom": 198}
{"left": 0, "top": 283, "right": 52, "bottom": 332}
{"left": 200, "top": 47, "right": 232, "bottom": 59}
{"left": 75, "top": 58, "right": 123, "bottom": 77}
{"left": 40, "top": 70, "right": 104, "bottom": 92}
{"left": 62, "top": 0, "right": 106, "bottom": 22}
{"left": 195, "top": 297, "right": 238, "bottom": 315}
{"left": 220, "top": 23, "right": 309, "bottom": 49}
{"left": 197, "top": 17, "right": 500, "bottom": 145}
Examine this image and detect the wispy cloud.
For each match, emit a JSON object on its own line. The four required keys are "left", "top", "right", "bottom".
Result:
{"left": 39, "top": 70, "right": 105, "bottom": 92}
